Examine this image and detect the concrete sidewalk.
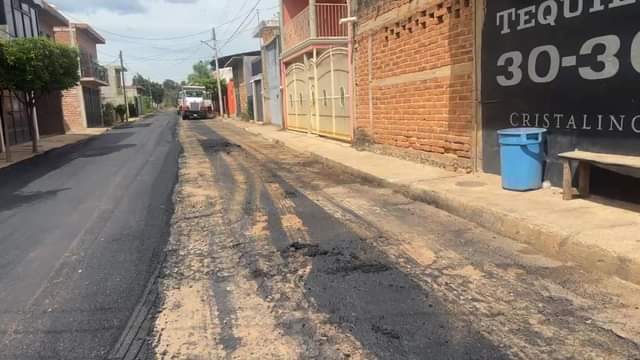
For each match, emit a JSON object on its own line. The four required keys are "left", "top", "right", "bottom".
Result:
{"left": 0, "top": 128, "right": 108, "bottom": 170}
{"left": 226, "top": 119, "right": 640, "bottom": 286}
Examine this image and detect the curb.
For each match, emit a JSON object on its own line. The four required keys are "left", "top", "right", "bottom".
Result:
{"left": 238, "top": 123, "right": 640, "bottom": 286}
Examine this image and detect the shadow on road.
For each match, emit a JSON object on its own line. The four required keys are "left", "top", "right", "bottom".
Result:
{"left": 0, "top": 131, "right": 136, "bottom": 202}
{"left": 0, "top": 188, "right": 71, "bottom": 213}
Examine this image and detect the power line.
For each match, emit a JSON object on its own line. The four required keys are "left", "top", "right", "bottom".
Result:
{"left": 65, "top": 7, "right": 270, "bottom": 43}
{"left": 221, "top": 0, "right": 262, "bottom": 50}
{"left": 97, "top": 28, "right": 211, "bottom": 41}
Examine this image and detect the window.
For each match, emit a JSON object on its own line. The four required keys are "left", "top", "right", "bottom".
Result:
{"left": 184, "top": 90, "right": 204, "bottom": 97}
{"left": 289, "top": 94, "right": 293, "bottom": 107}
{"left": 14, "top": 11, "right": 24, "bottom": 37}
{"left": 299, "top": 93, "right": 303, "bottom": 106}
{"left": 323, "top": 90, "right": 328, "bottom": 107}
{"left": 29, "top": 7, "right": 38, "bottom": 37}
{"left": 339, "top": 87, "right": 346, "bottom": 107}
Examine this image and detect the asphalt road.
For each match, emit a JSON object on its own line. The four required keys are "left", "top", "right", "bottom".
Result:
{"left": 0, "top": 113, "right": 179, "bottom": 359}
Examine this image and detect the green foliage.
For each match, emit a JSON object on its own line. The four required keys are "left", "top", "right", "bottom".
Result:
{"left": 187, "top": 61, "right": 211, "bottom": 84}
{"left": 186, "top": 61, "right": 227, "bottom": 100}
{"left": 103, "top": 102, "right": 116, "bottom": 126}
{"left": 162, "top": 79, "right": 180, "bottom": 107}
{"left": 132, "top": 73, "right": 165, "bottom": 105}
{"left": 0, "top": 37, "right": 79, "bottom": 98}
{"left": 0, "top": 37, "right": 80, "bottom": 151}
{"left": 142, "top": 96, "right": 153, "bottom": 113}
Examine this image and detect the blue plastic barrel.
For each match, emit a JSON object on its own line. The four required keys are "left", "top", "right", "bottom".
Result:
{"left": 498, "top": 128, "right": 547, "bottom": 191}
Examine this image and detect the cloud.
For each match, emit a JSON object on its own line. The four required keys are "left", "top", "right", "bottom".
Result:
{"left": 50, "top": 0, "right": 202, "bottom": 14}
{"left": 50, "top": 0, "right": 146, "bottom": 14}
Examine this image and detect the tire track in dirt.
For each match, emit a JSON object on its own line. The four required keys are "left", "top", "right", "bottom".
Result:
{"left": 151, "top": 123, "right": 224, "bottom": 359}
{"left": 203, "top": 121, "right": 505, "bottom": 360}
{"left": 206, "top": 120, "right": 640, "bottom": 360}
{"left": 194, "top": 122, "right": 371, "bottom": 359}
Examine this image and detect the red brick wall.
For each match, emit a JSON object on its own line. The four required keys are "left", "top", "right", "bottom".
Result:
{"left": 61, "top": 86, "right": 85, "bottom": 131}
{"left": 76, "top": 29, "right": 98, "bottom": 59}
{"left": 355, "top": 0, "right": 474, "bottom": 164}
{"left": 53, "top": 28, "right": 71, "bottom": 45}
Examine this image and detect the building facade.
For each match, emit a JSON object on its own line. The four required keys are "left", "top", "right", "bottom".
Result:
{"left": 255, "top": 20, "right": 283, "bottom": 126}
{"left": 101, "top": 64, "right": 126, "bottom": 106}
{"left": 250, "top": 57, "right": 263, "bottom": 121}
{"left": 281, "top": 0, "right": 351, "bottom": 141}
{"left": 221, "top": 51, "right": 261, "bottom": 119}
{"left": 54, "top": 22, "right": 108, "bottom": 130}
{"left": 353, "top": 0, "right": 474, "bottom": 171}
{"left": 0, "top": 0, "right": 41, "bottom": 149}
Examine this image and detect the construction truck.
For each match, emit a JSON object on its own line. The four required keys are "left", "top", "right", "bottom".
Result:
{"left": 177, "top": 85, "right": 214, "bottom": 120}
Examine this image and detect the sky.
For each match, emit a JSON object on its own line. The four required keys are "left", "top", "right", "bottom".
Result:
{"left": 50, "top": 0, "right": 279, "bottom": 83}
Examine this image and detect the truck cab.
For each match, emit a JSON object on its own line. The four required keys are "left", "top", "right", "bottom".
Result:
{"left": 178, "top": 86, "right": 214, "bottom": 120}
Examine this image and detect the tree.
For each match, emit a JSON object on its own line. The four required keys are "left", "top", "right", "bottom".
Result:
{"left": 149, "top": 82, "right": 164, "bottom": 105}
{"left": 187, "top": 61, "right": 212, "bottom": 85}
{"left": 162, "top": 79, "right": 180, "bottom": 107}
{"left": 0, "top": 38, "right": 79, "bottom": 153}
{"left": 132, "top": 73, "right": 164, "bottom": 106}
{"left": 186, "top": 61, "right": 227, "bottom": 103}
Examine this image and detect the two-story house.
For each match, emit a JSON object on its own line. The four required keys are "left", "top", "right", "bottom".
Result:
{"left": 54, "top": 22, "right": 108, "bottom": 130}
{"left": 101, "top": 64, "right": 126, "bottom": 106}
{"left": 0, "top": 0, "right": 41, "bottom": 150}
{"left": 280, "top": 0, "right": 351, "bottom": 141}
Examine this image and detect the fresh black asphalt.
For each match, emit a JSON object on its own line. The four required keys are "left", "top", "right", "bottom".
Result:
{"left": 0, "top": 113, "right": 179, "bottom": 359}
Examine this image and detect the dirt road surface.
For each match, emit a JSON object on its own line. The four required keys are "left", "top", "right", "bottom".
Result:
{"left": 145, "top": 119, "right": 640, "bottom": 360}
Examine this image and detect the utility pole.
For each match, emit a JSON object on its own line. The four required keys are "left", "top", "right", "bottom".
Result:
{"left": 119, "top": 50, "right": 130, "bottom": 122}
{"left": 202, "top": 28, "right": 225, "bottom": 118}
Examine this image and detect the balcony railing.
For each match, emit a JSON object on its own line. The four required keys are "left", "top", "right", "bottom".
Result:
{"left": 283, "top": 3, "right": 348, "bottom": 51}
{"left": 316, "top": 3, "right": 348, "bottom": 38}
{"left": 80, "top": 55, "right": 109, "bottom": 85}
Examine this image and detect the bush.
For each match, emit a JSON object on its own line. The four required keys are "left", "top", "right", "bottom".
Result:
{"left": 103, "top": 103, "right": 116, "bottom": 126}
{"left": 115, "top": 104, "right": 127, "bottom": 122}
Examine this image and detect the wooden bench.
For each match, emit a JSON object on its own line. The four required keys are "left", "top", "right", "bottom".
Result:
{"left": 558, "top": 150, "right": 640, "bottom": 200}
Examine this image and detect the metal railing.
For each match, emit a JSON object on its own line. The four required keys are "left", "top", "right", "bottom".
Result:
{"left": 316, "top": 3, "right": 348, "bottom": 38}
{"left": 283, "top": 2, "right": 348, "bottom": 50}
{"left": 80, "top": 55, "right": 109, "bottom": 84}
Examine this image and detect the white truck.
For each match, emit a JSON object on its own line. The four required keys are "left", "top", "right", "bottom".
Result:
{"left": 177, "top": 85, "right": 214, "bottom": 120}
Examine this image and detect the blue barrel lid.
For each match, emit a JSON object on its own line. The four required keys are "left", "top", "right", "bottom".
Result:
{"left": 498, "top": 127, "right": 547, "bottom": 135}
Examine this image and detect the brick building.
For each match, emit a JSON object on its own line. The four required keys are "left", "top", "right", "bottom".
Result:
{"left": 54, "top": 22, "right": 108, "bottom": 130}
{"left": 353, "top": 0, "right": 475, "bottom": 171}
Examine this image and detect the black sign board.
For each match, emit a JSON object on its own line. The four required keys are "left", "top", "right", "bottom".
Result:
{"left": 482, "top": 0, "right": 640, "bottom": 184}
